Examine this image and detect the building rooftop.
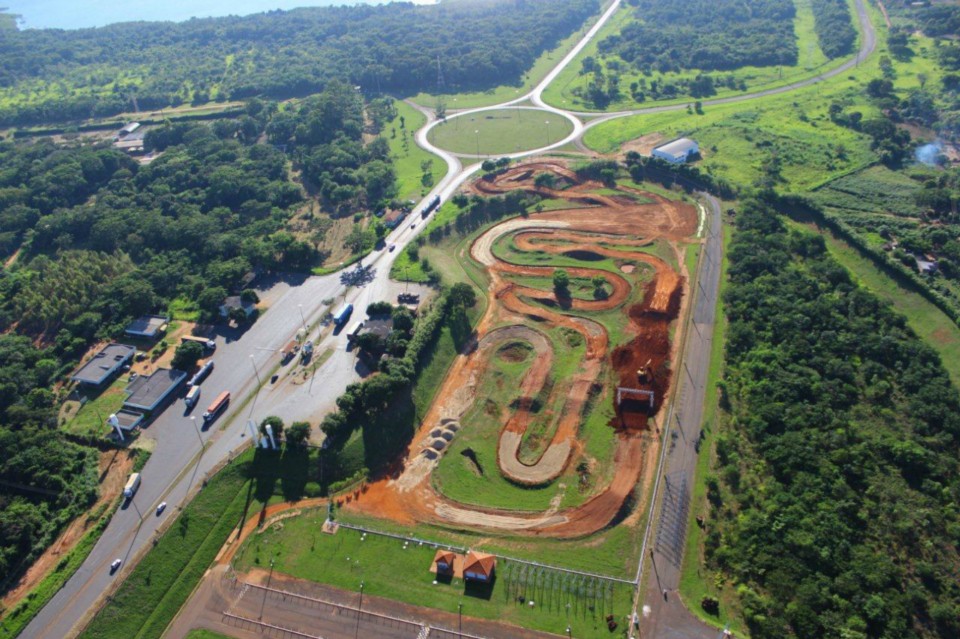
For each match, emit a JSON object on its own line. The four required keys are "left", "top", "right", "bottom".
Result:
{"left": 654, "top": 137, "right": 698, "bottom": 157}
{"left": 71, "top": 343, "right": 136, "bottom": 386}
{"left": 220, "top": 296, "right": 256, "bottom": 317}
{"left": 463, "top": 551, "right": 497, "bottom": 579}
{"left": 362, "top": 317, "right": 394, "bottom": 339}
{"left": 124, "top": 368, "right": 187, "bottom": 411}
{"left": 124, "top": 315, "right": 169, "bottom": 339}
{"left": 112, "top": 409, "right": 145, "bottom": 432}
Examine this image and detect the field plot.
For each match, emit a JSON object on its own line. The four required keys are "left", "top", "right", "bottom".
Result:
{"left": 338, "top": 162, "right": 697, "bottom": 538}
{"left": 219, "top": 161, "right": 700, "bottom": 639}
{"left": 428, "top": 109, "right": 575, "bottom": 156}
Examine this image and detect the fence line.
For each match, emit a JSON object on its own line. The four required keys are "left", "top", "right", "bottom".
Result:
{"left": 336, "top": 521, "right": 635, "bottom": 585}
{"left": 236, "top": 578, "right": 490, "bottom": 639}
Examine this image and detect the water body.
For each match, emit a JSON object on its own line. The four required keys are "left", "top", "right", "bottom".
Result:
{"left": 2, "top": 0, "right": 436, "bottom": 30}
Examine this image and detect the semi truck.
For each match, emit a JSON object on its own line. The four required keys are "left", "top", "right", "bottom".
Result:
{"left": 185, "top": 385, "right": 201, "bottom": 408}
{"left": 123, "top": 473, "right": 141, "bottom": 499}
{"left": 347, "top": 320, "right": 365, "bottom": 342}
{"left": 203, "top": 391, "right": 230, "bottom": 423}
{"left": 280, "top": 339, "right": 299, "bottom": 363}
{"left": 181, "top": 335, "right": 216, "bottom": 351}
{"left": 332, "top": 303, "right": 354, "bottom": 327}
{"left": 187, "top": 361, "right": 214, "bottom": 386}
{"left": 422, "top": 195, "right": 441, "bottom": 219}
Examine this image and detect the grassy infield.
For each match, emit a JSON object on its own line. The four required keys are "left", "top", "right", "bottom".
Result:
{"left": 64, "top": 1, "right": 960, "bottom": 637}
{"left": 427, "top": 108, "right": 575, "bottom": 156}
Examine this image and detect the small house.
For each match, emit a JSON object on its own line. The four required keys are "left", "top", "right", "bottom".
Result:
{"left": 433, "top": 550, "right": 457, "bottom": 576}
{"left": 124, "top": 315, "right": 169, "bottom": 340}
{"left": 652, "top": 138, "right": 700, "bottom": 164}
{"left": 123, "top": 368, "right": 188, "bottom": 413}
{"left": 462, "top": 551, "right": 497, "bottom": 583}
{"left": 220, "top": 295, "right": 256, "bottom": 319}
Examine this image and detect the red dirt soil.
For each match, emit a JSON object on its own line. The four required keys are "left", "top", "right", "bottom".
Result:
{"left": 339, "top": 161, "right": 697, "bottom": 538}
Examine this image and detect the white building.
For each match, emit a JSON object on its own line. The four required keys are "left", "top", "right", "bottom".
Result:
{"left": 652, "top": 138, "right": 700, "bottom": 164}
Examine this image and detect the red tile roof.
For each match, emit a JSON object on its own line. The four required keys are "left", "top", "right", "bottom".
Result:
{"left": 463, "top": 551, "right": 496, "bottom": 579}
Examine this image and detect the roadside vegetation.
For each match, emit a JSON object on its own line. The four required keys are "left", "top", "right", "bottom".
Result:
{"left": 699, "top": 199, "right": 960, "bottom": 638}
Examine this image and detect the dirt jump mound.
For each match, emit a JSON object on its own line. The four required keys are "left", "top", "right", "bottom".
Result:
{"left": 344, "top": 161, "right": 698, "bottom": 538}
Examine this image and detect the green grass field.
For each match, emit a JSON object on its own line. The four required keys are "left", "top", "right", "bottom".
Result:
{"left": 408, "top": 2, "right": 607, "bottom": 111}
{"left": 60, "top": 376, "right": 130, "bottom": 438}
{"left": 427, "top": 109, "right": 574, "bottom": 156}
{"left": 234, "top": 513, "right": 636, "bottom": 639}
{"left": 383, "top": 101, "right": 443, "bottom": 202}
{"left": 540, "top": 0, "right": 853, "bottom": 112}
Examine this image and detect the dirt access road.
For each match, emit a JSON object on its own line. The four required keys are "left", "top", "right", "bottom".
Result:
{"left": 341, "top": 161, "right": 698, "bottom": 538}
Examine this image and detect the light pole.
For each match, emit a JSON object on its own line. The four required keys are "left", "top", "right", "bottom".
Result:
{"left": 458, "top": 602, "right": 463, "bottom": 638}
{"left": 475, "top": 130, "right": 480, "bottom": 157}
{"left": 249, "top": 354, "right": 262, "bottom": 386}
{"left": 354, "top": 582, "right": 365, "bottom": 639}
{"left": 189, "top": 416, "right": 203, "bottom": 447}
{"left": 297, "top": 304, "right": 307, "bottom": 332}
{"left": 545, "top": 120, "right": 550, "bottom": 147}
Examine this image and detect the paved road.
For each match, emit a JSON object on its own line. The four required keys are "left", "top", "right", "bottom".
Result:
{"left": 630, "top": 196, "right": 722, "bottom": 639}
{"left": 25, "top": 0, "right": 881, "bottom": 634}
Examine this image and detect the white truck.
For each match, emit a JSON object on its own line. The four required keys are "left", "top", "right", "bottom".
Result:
{"left": 123, "top": 473, "right": 141, "bottom": 499}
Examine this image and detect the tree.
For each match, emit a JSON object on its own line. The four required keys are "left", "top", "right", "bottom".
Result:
{"left": 449, "top": 282, "right": 477, "bottom": 308}
{"left": 259, "top": 415, "right": 284, "bottom": 445}
{"left": 240, "top": 288, "right": 260, "bottom": 303}
{"left": 592, "top": 274, "right": 608, "bottom": 299}
{"left": 228, "top": 306, "right": 250, "bottom": 324}
{"left": 553, "top": 269, "right": 570, "bottom": 295}
{"left": 171, "top": 340, "right": 204, "bottom": 371}
{"left": 286, "top": 421, "right": 311, "bottom": 448}
{"left": 354, "top": 332, "right": 383, "bottom": 354}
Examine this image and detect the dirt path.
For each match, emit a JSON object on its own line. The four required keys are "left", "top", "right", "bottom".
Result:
{"left": 338, "top": 161, "right": 698, "bottom": 537}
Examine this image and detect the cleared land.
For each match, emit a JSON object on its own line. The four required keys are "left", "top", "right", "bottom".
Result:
{"left": 427, "top": 110, "right": 574, "bottom": 156}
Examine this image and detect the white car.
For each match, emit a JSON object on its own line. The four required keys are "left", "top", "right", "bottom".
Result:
{"left": 110, "top": 558, "right": 122, "bottom": 573}
{"left": 156, "top": 501, "right": 167, "bottom": 515}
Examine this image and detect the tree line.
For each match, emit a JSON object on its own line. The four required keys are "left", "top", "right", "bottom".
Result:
{"left": 598, "top": 0, "right": 798, "bottom": 74}
{"left": 809, "top": 0, "right": 856, "bottom": 59}
{"left": 0, "top": 0, "right": 598, "bottom": 126}
{"left": 707, "top": 198, "right": 960, "bottom": 638}
{"left": 0, "top": 83, "right": 395, "bottom": 598}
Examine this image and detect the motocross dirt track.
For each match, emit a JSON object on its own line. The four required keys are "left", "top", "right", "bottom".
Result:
{"left": 342, "top": 161, "right": 698, "bottom": 538}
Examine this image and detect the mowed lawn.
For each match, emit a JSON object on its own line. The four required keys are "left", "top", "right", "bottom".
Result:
{"left": 234, "top": 513, "right": 636, "bottom": 639}
{"left": 428, "top": 109, "right": 574, "bottom": 156}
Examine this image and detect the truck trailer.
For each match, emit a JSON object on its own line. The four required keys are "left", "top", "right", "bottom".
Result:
{"left": 332, "top": 303, "right": 354, "bottom": 327}
{"left": 422, "top": 195, "right": 441, "bottom": 219}
{"left": 123, "top": 473, "right": 141, "bottom": 499}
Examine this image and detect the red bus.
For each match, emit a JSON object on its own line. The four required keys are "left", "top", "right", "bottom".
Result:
{"left": 202, "top": 391, "right": 230, "bottom": 423}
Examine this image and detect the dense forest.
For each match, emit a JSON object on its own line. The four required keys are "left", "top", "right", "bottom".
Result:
{"left": 0, "top": 82, "right": 398, "bottom": 594}
{"left": 809, "top": 0, "right": 857, "bottom": 59}
{"left": 597, "top": 0, "right": 798, "bottom": 74}
{"left": 708, "top": 199, "right": 960, "bottom": 638}
{"left": 0, "top": 0, "right": 598, "bottom": 126}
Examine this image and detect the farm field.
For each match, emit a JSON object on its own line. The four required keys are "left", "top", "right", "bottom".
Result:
{"left": 427, "top": 109, "right": 574, "bottom": 156}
